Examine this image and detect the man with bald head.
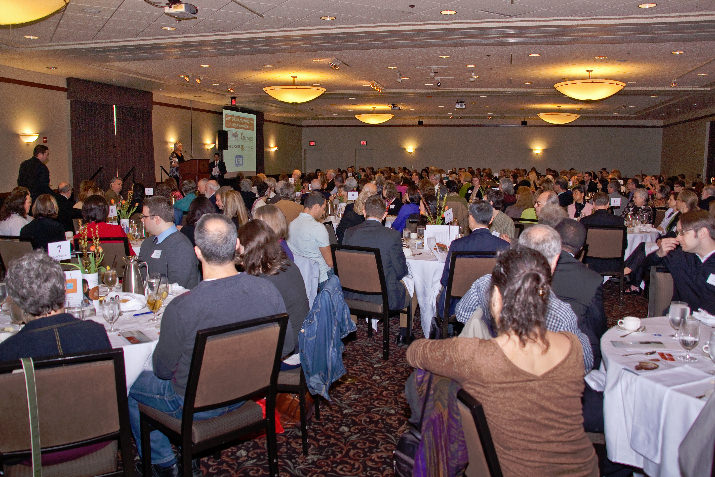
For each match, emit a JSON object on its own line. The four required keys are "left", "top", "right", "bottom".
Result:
{"left": 205, "top": 179, "right": 220, "bottom": 211}
{"left": 53, "top": 181, "right": 76, "bottom": 231}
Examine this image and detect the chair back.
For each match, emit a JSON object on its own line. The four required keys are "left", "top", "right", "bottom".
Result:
{"left": 184, "top": 314, "right": 288, "bottom": 415}
{"left": 584, "top": 226, "right": 626, "bottom": 260}
{"left": 74, "top": 236, "right": 130, "bottom": 275}
{"left": 444, "top": 252, "right": 497, "bottom": 317}
{"left": 323, "top": 222, "right": 338, "bottom": 245}
{"left": 457, "top": 389, "right": 503, "bottom": 477}
{"left": 654, "top": 208, "right": 667, "bottom": 228}
{"left": 331, "top": 245, "right": 386, "bottom": 296}
{"left": 0, "top": 349, "right": 129, "bottom": 457}
{"left": 648, "top": 266, "right": 674, "bottom": 317}
{"left": 0, "top": 237, "right": 34, "bottom": 272}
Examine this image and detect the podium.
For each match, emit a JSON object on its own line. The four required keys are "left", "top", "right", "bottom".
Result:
{"left": 178, "top": 159, "right": 210, "bottom": 183}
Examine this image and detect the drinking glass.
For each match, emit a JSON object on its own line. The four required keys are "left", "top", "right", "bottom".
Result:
{"left": 103, "top": 268, "right": 118, "bottom": 289}
{"left": 677, "top": 318, "right": 700, "bottom": 362}
{"left": 101, "top": 300, "right": 119, "bottom": 332}
{"left": 668, "top": 301, "right": 689, "bottom": 339}
{"left": 0, "top": 282, "right": 7, "bottom": 307}
{"left": 145, "top": 275, "right": 162, "bottom": 322}
{"left": 97, "top": 284, "right": 109, "bottom": 303}
{"left": 416, "top": 226, "right": 425, "bottom": 239}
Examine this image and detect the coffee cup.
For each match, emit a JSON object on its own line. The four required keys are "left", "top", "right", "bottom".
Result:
{"left": 618, "top": 316, "right": 641, "bottom": 331}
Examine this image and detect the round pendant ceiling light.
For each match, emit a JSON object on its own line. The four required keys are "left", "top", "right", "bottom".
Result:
{"left": 263, "top": 76, "right": 326, "bottom": 103}
{"left": 0, "top": 0, "right": 69, "bottom": 25}
{"left": 554, "top": 70, "right": 625, "bottom": 101}
{"left": 355, "top": 107, "right": 393, "bottom": 124}
{"left": 537, "top": 112, "right": 580, "bottom": 124}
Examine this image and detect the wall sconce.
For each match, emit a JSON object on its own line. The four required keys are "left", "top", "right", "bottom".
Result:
{"left": 405, "top": 145, "right": 415, "bottom": 153}
{"left": 532, "top": 148, "right": 543, "bottom": 155}
{"left": 204, "top": 143, "right": 215, "bottom": 150}
{"left": 267, "top": 146, "right": 278, "bottom": 152}
{"left": 19, "top": 133, "right": 39, "bottom": 143}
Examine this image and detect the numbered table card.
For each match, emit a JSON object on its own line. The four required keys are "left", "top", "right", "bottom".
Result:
{"left": 108, "top": 205, "right": 118, "bottom": 217}
{"left": 64, "top": 269, "right": 83, "bottom": 307}
{"left": 347, "top": 191, "right": 359, "bottom": 201}
{"left": 443, "top": 208, "right": 454, "bottom": 224}
{"left": 145, "top": 187, "right": 154, "bottom": 196}
{"left": 610, "top": 197, "right": 621, "bottom": 207}
{"left": 48, "top": 240, "right": 72, "bottom": 261}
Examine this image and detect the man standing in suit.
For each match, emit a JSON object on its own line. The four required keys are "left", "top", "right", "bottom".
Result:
{"left": 209, "top": 152, "right": 227, "bottom": 184}
{"left": 437, "top": 200, "right": 509, "bottom": 320}
{"left": 554, "top": 177, "right": 574, "bottom": 207}
{"left": 17, "top": 144, "right": 52, "bottom": 201}
{"left": 343, "top": 195, "right": 411, "bottom": 344}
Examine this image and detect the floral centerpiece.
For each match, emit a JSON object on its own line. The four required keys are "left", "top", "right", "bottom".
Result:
{"left": 117, "top": 190, "right": 138, "bottom": 220}
{"left": 68, "top": 225, "right": 104, "bottom": 274}
{"left": 425, "top": 192, "right": 449, "bottom": 225}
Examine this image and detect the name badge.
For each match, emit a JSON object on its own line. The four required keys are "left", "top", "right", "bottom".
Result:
{"left": 610, "top": 197, "right": 621, "bottom": 207}
{"left": 707, "top": 274, "right": 715, "bottom": 286}
{"left": 151, "top": 249, "right": 162, "bottom": 259}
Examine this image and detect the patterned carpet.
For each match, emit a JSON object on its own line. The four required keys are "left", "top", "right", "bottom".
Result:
{"left": 192, "top": 279, "right": 647, "bottom": 476}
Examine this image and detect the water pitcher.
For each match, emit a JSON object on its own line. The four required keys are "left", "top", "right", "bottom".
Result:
{"left": 122, "top": 256, "right": 148, "bottom": 294}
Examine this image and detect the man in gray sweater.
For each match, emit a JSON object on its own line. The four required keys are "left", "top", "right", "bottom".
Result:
{"left": 128, "top": 214, "right": 287, "bottom": 476}
{"left": 139, "top": 196, "right": 200, "bottom": 289}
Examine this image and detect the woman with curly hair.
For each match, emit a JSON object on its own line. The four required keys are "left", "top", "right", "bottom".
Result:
{"left": 406, "top": 247, "right": 597, "bottom": 476}
{"left": 0, "top": 187, "right": 32, "bottom": 236}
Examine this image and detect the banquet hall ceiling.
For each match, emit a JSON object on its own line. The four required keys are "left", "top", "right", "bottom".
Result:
{"left": 0, "top": 0, "right": 713, "bottom": 124}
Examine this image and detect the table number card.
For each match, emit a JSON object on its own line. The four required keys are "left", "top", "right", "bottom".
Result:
{"left": 48, "top": 240, "right": 71, "bottom": 261}
{"left": 108, "top": 205, "right": 117, "bottom": 217}
{"left": 347, "top": 191, "right": 358, "bottom": 201}
{"left": 443, "top": 208, "right": 454, "bottom": 224}
{"left": 64, "top": 270, "right": 83, "bottom": 307}
{"left": 145, "top": 187, "right": 154, "bottom": 196}
{"left": 610, "top": 197, "right": 621, "bottom": 207}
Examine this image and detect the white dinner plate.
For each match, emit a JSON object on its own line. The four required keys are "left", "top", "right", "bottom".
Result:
{"left": 109, "top": 292, "right": 147, "bottom": 312}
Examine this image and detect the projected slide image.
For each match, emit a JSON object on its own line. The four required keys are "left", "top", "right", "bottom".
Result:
{"left": 223, "top": 110, "right": 256, "bottom": 172}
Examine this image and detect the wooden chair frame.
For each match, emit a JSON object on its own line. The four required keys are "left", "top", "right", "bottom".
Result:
{"left": 583, "top": 225, "right": 628, "bottom": 296}
{"left": 457, "top": 389, "right": 503, "bottom": 477}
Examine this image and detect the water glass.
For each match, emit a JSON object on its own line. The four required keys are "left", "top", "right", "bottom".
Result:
{"left": 668, "top": 301, "right": 689, "bottom": 339}
{"left": 101, "top": 300, "right": 120, "bottom": 332}
{"left": 103, "top": 268, "right": 118, "bottom": 289}
{"left": 677, "top": 318, "right": 700, "bottom": 362}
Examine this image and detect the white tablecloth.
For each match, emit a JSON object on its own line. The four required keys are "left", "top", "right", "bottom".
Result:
{"left": 405, "top": 249, "right": 444, "bottom": 337}
{"left": 602, "top": 316, "right": 714, "bottom": 476}
{"left": 625, "top": 228, "right": 660, "bottom": 260}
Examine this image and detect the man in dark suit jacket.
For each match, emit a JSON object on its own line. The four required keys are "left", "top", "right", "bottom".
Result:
{"left": 343, "top": 194, "right": 411, "bottom": 342}
{"left": 53, "top": 181, "right": 76, "bottom": 232}
{"left": 580, "top": 192, "right": 627, "bottom": 274}
{"left": 554, "top": 177, "right": 573, "bottom": 207}
{"left": 209, "top": 152, "right": 227, "bottom": 184}
{"left": 437, "top": 200, "right": 509, "bottom": 319}
{"left": 17, "top": 144, "right": 53, "bottom": 201}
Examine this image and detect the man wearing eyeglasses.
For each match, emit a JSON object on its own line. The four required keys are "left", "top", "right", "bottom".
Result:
{"left": 648, "top": 210, "right": 715, "bottom": 314}
{"left": 139, "top": 196, "right": 200, "bottom": 290}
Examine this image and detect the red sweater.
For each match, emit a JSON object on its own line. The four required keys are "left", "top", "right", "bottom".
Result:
{"left": 73, "top": 222, "right": 135, "bottom": 255}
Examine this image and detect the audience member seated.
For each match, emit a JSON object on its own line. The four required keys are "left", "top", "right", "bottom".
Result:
{"left": 456, "top": 224, "right": 594, "bottom": 371}
{"left": 700, "top": 184, "right": 715, "bottom": 213}
{"left": 580, "top": 192, "right": 625, "bottom": 228}
{"left": 343, "top": 195, "right": 411, "bottom": 344}
{"left": 437, "top": 201, "right": 509, "bottom": 319}
{"left": 221, "top": 189, "right": 250, "bottom": 230}
{"left": 621, "top": 188, "right": 654, "bottom": 224}
{"left": 251, "top": 181, "right": 271, "bottom": 214}
{"left": 288, "top": 191, "right": 334, "bottom": 290}
{"left": 444, "top": 180, "right": 470, "bottom": 235}
{"left": 554, "top": 177, "right": 574, "bottom": 207}
{"left": 607, "top": 180, "right": 627, "bottom": 216}
{"left": 646, "top": 210, "right": 715, "bottom": 314}
{"left": 273, "top": 180, "right": 302, "bottom": 225}
{"left": 505, "top": 185, "right": 534, "bottom": 219}
{"left": 253, "top": 204, "right": 294, "bottom": 261}
{"left": 336, "top": 182, "right": 377, "bottom": 243}
{"left": 656, "top": 191, "right": 680, "bottom": 235}
{"left": 179, "top": 196, "right": 215, "bottom": 247}
{"left": 237, "top": 219, "right": 307, "bottom": 355}
{"left": 0, "top": 187, "right": 32, "bottom": 236}
{"left": 204, "top": 179, "right": 220, "bottom": 211}
{"left": 407, "top": 247, "right": 598, "bottom": 476}
{"left": 383, "top": 181, "right": 403, "bottom": 216}
{"left": 391, "top": 184, "right": 421, "bottom": 234}
{"left": 73, "top": 180, "right": 99, "bottom": 212}
{"left": 104, "top": 177, "right": 123, "bottom": 205}
{"left": 486, "top": 189, "right": 515, "bottom": 241}
{"left": 20, "top": 194, "right": 65, "bottom": 251}
{"left": 52, "top": 181, "right": 76, "bottom": 232}
{"left": 139, "top": 196, "right": 199, "bottom": 289}
{"left": 172, "top": 179, "right": 197, "bottom": 225}
{"left": 128, "top": 214, "right": 287, "bottom": 477}
{"left": 568, "top": 184, "right": 594, "bottom": 220}
{"left": 73, "top": 194, "right": 136, "bottom": 255}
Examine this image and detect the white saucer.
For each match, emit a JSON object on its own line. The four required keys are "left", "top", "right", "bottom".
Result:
{"left": 618, "top": 324, "right": 646, "bottom": 333}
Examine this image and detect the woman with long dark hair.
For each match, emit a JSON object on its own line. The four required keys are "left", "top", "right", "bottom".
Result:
{"left": 0, "top": 187, "right": 32, "bottom": 236}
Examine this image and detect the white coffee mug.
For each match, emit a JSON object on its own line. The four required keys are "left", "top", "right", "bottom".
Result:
{"left": 618, "top": 316, "right": 641, "bottom": 331}
{"left": 703, "top": 330, "right": 715, "bottom": 362}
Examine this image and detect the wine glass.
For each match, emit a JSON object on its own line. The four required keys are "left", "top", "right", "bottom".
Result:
{"left": 101, "top": 300, "right": 119, "bottom": 332}
{"left": 103, "top": 268, "right": 118, "bottom": 290}
{"left": 668, "top": 301, "right": 689, "bottom": 340}
{"left": 677, "top": 318, "right": 700, "bottom": 362}
{"left": 145, "top": 276, "right": 162, "bottom": 322}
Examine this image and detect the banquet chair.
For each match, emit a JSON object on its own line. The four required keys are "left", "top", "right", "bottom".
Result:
{"left": 276, "top": 366, "right": 320, "bottom": 456}
{"left": 648, "top": 266, "right": 673, "bottom": 317}
{"left": 323, "top": 222, "right": 338, "bottom": 245}
{"left": 0, "top": 236, "right": 34, "bottom": 277}
{"left": 331, "top": 244, "right": 412, "bottom": 360}
{"left": 74, "top": 236, "right": 130, "bottom": 276}
{"left": 139, "top": 314, "right": 288, "bottom": 477}
{"left": 582, "top": 225, "right": 628, "bottom": 296}
{"left": 441, "top": 252, "right": 498, "bottom": 338}
{"left": 654, "top": 207, "right": 667, "bottom": 228}
{"left": 0, "top": 349, "right": 133, "bottom": 477}
{"left": 457, "top": 389, "right": 503, "bottom": 477}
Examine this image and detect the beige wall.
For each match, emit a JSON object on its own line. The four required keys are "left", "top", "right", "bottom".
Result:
{"left": 300, "top": 125, "right": 663, "bottom": 176}
{"left": 0, "top": 66, "right": 72, "bottom": 193}
{"left": 661, "top": 117, "right": 711, "bottom": 180}
{"left": 263, "top": 119, "right": 302, "bottom": 175}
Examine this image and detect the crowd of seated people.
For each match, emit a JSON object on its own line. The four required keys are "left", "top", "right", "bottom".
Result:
{"left": 0, "top": 162, "right": 713, "bottom": 476}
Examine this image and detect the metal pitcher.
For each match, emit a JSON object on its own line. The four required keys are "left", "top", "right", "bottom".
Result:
{"left": 122, "top": 256, "right": 147, "bottom": 294}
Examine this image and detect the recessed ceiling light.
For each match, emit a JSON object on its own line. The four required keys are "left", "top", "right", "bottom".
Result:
{"left": 347, "top": 109, "right": 353, "bottom": 112}
{"left": 162, "top": 26, "right": 176, "bottom": 31}
{"left": 361, "top": 84, "right": 371, "bottom": 87}
{"left": 425, "top": 83, "right": 434, "bottom": 86}
{"left": 479, "top": 95, "right": 487, "bottom": 98}
{"left": 312, "top": 83, "right": 321, "bottom": 86}
{"left": 528, "top": 53, "right": 541, "bottom": 57}
{"left": 638, "top": 3, "right": 656, "bottom": 8}
{"left": 440, "top": 10, "right": 457, "bottom": 15}
{"left": 628, "top": 105, "right": 636, "bottom": 108}
{"left": 524, "top": 82, "right": 532, "bottom": 85}
{"left": 439, "top": 55, "right": 450, "bottom": 58}
{"left": 387, "top": 66, "right": 397, "bottom": 69}
{"left": 23, "top": 35, "right": 38, "bottom": 39}
{"left": 466, "top": 64, "right": 475, "bottom": 68}
{"left": 487, "top": 112, "right": 493, "bottom": 115}
{"left": 594, "top": 56, "right": 607, "bottom": 60}
{"left": 46, "top": 66, "right": 57, "bottom": 70}
{"left": 212, "top": 83, "right": 219, "bottom": 86}
{"left": 263, "top": 64, "right": 273, "bottom": 68}
{"left": 348, "top": 97, "right": 356, "bottom": 100}
{"left": 400, "top": 75, "right": 409, "bottom": 80}
{"left": 672, "top": 50, "right": 684, "bottom": 55}
{"left": 438, "top": 105, "right": 445, "bottom": 108}
{"left": 200, "top": 64, "right": 209, "bottom": 68}
{"left": 333, "top": 113, "right": 338, "bottom": 116}
{"left": 227, "top": 88, "right": 234, "bottom": 93}
{"left": 650, "top": 95, "right": 658, "bottom": 98}
{"left": 697, "top": 73, "right": 708, "bottom": 76}
{"left": 409, "top": 108, "right": 415, "bottom": 111}
{"left": 320, "top": 15, "right": 335, "bottom": 20}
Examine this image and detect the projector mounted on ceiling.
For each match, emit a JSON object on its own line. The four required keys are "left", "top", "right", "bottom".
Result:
{"left": 144, "top": 0, "right": 198, "bottom": 20}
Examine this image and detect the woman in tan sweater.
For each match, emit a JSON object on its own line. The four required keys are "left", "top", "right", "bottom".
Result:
{"left": 406, "top": 247, "right": 598, "bottom": 476}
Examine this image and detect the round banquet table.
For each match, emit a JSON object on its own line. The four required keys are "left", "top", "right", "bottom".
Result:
{"left": 601, "top": 316, "right": 714, "bottom": 477}
{"left": 625, "top": 227, "right": 660, "bottom": 260}
{"left": 404, "top": 247, "right": 444, "bottom": 338}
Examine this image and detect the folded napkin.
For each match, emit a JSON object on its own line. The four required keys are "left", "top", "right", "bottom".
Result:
{"left": 169, "top": 283, "right": 188, "bottom": 296}
{"left": 630, "top": 366, "right": 711, "bottom": 462}
{"left": 585, "top": 369, "right": 606, "bottom": 392}
{"left": 401, "top": 276, "right": 415, "bottom": 298}
{"left": 693, "top": 309, "right": 715, "bottom": 327}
